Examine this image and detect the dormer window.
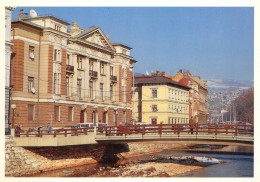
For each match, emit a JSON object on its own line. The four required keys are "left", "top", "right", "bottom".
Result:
{"left": 29, "top": 46, "right": 35, "bottom": 60}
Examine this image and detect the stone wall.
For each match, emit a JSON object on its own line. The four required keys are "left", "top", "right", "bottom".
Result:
{"left": 5, "top": 136, "right": 189, "bottom": 177}
{"left": 5, "top": 135, "right": 106, "bottom": 176}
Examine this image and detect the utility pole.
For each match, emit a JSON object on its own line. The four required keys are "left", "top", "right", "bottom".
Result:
{"left": 131, "top": 66, "right": 135, "bottom": 123}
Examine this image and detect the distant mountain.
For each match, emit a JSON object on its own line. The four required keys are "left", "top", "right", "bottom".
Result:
{"left": 205, "top": 79, "right": 254, "bottom": 93}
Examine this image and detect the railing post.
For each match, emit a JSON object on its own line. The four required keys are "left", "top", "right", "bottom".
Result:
{"left": 196, "top": 124, "right": 198, "bottom": 135}
{"left": 235, "top": 125, "right": 238, "bottom": 136}
{"left": 178, "top": 124, "right": 180, "bottom": 135}
{"left": 208, "top": 123, "right": 211, "bottom": 134}
{"left": 158, "top": 124, "right": 162, "bottom": 135}
{"left": 54, "top": 131, "right": 57, "bottom": 137}
{"left": 215, "top": 124, "right": 218, "bottom": 135}
{"left": 244, "top": 124, "right": 246, "bottom": 135}
{"left": 225, "top": 125, "right": 228, "bottom": 135}
{"left": 26, "top": 130, "right": 29, "bottom": 137}
{"left": 142, "top": 125, "right": 145, "bottom": 135}
{"left": 65, "top": 130, "right": 67, "bottom": 137}
{"left": 40, "top": 130, "right": 43, "bottom": 137}
{"left": 84, "top": 128, "right": 87, "bottom": 135}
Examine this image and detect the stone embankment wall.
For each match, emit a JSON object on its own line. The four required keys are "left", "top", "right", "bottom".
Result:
{"left": 5, "top": 136, "right": 189, "bottom": 177}
{"left": 5, "top": 135, "right": 105, "bottom": 176}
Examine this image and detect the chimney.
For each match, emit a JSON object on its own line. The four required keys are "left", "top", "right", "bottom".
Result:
{"left": 161, "top": 72, "right": 165, "bottom": 76}
{"left": 179, "top": 69, "right": 182, "bottom": 73}
{"left": 19, "top": 9, "right": 24, "bottom": 19}
{"left": 19, "top": 12, "right": 24, "bottom": 19}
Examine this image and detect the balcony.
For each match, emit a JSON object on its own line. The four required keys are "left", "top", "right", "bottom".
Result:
{"left": 110, "top": 75, "right": 117, "bottom": 83}
{"left": 66, "top": 65, "right": 74, "bottom": 74}
{"left": 89, "top": 70, "right": 98, "bottom": 79}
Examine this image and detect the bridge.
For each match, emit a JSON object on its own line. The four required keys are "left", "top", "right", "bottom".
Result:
{"left": 12, "top": 124, "right": 254, "bottom": 147}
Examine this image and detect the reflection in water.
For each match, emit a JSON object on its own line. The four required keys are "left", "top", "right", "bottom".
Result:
{"left": 25, "top": 145, "right": 253, "bottom": 177}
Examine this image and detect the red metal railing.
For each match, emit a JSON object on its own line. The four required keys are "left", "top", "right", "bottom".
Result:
{"left": 14, "top": 124, "right": 254, "bottom": 138}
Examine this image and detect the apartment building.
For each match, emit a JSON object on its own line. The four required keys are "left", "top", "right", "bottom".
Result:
{"left": 169, "top": 70, "right": 208, "bottom": 124}
{"left": 10, "top": 13, "right": 136, "bottom": 129}
{"left": 133, "top": 75, "right": 190, "bottom": 124}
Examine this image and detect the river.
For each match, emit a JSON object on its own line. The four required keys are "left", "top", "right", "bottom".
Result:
{"left": 25, "top": 144, "right": 253, "bottom": 177}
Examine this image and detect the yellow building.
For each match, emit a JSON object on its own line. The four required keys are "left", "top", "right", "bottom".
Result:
{"left": 133, "top": 75, "right": 190, "bottom": 124}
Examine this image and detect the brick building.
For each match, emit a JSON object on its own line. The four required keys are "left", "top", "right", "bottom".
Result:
{"left": 10, "top": 13, "right": 136, "bottom": 129}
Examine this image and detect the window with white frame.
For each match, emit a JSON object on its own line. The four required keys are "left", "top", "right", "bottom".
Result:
{"left": 172, "top": 89, "right": 174, "bottom": 99}
{"left": 100, "top": 62, "right": 105, "bottom": 75}
{"left": 53, "top": 73, "right": 60, "bottom": 95}
{"left": 100, "top": 83, "right": 104, "bottom": 100}
{"left": 151, "top": 105, "right": 158, "bottom": 112}
{"left": 151, "top": 88, "right": 157, "bottom": 98}
{"left": 28, "top": 76, "right": 34, "bottom": 93}
{"left": 54, "top": 49, "right": 61, "bottom": 62}
{"left": 77, "top": 56, "right": 83, "bottom": 69}
{"left": 29, "top": 46, "right": 35, "bottom": 60}
{"left": 77, "top": 79, "right": 82, "bottom": 98}
{"left": 168, "top": 105, "right": 171, "bottom": 112}
{"left": 168, "top": 89, "right": 171, "bottom": 98}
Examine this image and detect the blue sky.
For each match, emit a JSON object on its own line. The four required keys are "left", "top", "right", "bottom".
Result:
{"left": 12, "top": 7, "right": 254, "bottom": 81}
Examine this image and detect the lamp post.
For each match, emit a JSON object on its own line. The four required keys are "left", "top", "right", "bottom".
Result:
{"left": 188, "top": 81, "right": 194, "bottom": 123}
{"left": 11, "top": 104, "right": 16, "bottom": 128}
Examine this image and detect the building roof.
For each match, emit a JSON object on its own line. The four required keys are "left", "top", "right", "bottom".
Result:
{"left": 12, "top": 20, "right": 44, "bottom": 30}
{"left": 71, "top": 26, "right": 98, "bottom": 38}
{"left": 112, "top": 43, "right": 132, "bottom": 50}
{"left": 179, "top": 77, "right": 193, "bottom": 86}
{"left": 23, "top": 15, "right": 70, "bottom": 25}
{"left": 134, "top": 75, "right": 190, "bottom": 90}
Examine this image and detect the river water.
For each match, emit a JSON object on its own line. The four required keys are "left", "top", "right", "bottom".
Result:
{"left": 27, "top": 144, "right": 253, "bottom": 177}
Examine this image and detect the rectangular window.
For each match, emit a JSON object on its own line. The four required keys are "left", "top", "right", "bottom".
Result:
{"left": 122, "top": 68, "right": 126, "bottom": 78}
{"left": 100, "top": 62, "right": 105, "bottom": 75}
{"left": 168, "top": 105, "right": 171, "bottom": 112}
{"left": 29, "top": 46, "right": 34, "bottom": 60}
{"left": 66, "top": 77, "right": 69, "bottom": 97}
{"left": 68, "top": 107, "right": 73, "bottom": 122}
{"left": 151, "top": 88, "right": 157, "bottom": 98}
{"left": 89, "top": 81, "right": 93, "bottom": 99}
{"left": 122, "top": 85, "right": 126, "bottom": 103}
{"left": 172, "top": 89, "right": 174, "bottom": 99}
{"left": 123, "top": 111, "right": 126, "bottom": 123}
{"left": 54, "top": 106, "right": 60, "bottom": 121}
{"left": 151, "top": 105, "right": 157, "bottom": 112}
{"left": 53, "top": 73, "right": 60, "bottom": 95}
{"left": 28, "top": 104, "right": 34, "bottom": 121}
{"left": 67, "top": 54, "right": 70, "bottom": 65}
{"left": 77, "top": 79, "right": 81, "bottom": 98}
{"left": 28, "top": 77, "right": 34, "bottom": 93}
{"left": 168, "top": 89, "right": 171, "bottom": 98}
{"left": 110, "top": 85, "right": 113, "bottom": 101}
{"left": 54, "top": 49, "right": 61, "bottom": 62}
{"left": 110, "top": 66, "right": 114, "bottom": 76}
{"left": 89, "top": 60, "right": 94, "bottom": 71}
{"left": 100, "top": 83, "right": 104, "bottom": 100}
{"left": 77, "top": 56, "right": 83, "bottom": 69}
{"left": 122, "top": 49, "right": 127, "bottom": 55}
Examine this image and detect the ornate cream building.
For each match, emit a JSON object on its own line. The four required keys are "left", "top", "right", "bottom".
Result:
{"left": 10, "top": 13, "right": 136, "bottom": 128}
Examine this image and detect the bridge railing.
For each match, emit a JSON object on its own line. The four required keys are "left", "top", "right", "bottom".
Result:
{"left": 14, "top": 124, "right": 254, "bottom": 138}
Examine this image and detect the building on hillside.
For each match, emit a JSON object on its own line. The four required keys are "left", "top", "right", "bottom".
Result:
{"left": 10, "top": 12, "right": 136, "bottom": 129}
{"left": 5, "top": 6, "right": 16, "bottom": 134}
{"left": 133, "top": 75, "right": 190, "bottom": 124}
{"left": 169, "top": 70, "right": 208, "bottom": 124}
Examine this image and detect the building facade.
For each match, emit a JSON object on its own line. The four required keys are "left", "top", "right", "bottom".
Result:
{"left": 133, "top": 75, "right": 190, "bottom": 124}
{"left": 5, "top": 7, "right": 16, "bottom": 133}
{"left": 170, "top": 70, "right": 208, "bottom": 124}
{"left": 10, "top": 13, "right": 136, "bottom": 129}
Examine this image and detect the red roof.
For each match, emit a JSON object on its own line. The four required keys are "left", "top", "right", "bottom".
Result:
{"left": 179, "top": 77, "right": 193, "bottom": 86}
